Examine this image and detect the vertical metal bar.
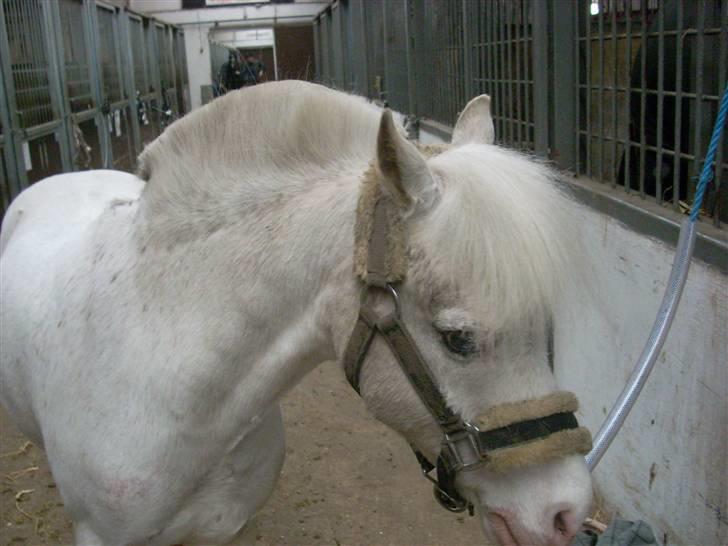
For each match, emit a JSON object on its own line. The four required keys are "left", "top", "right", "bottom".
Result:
{"left": 491, "top": 0, "right": 499, "bottom": 139}
{"left": 715, "top": 0, "right": 727, "bottom": 227}
{"left": 532, "top": 0, "right": 549, "bottom": 155}
{"left": 575, "top": 0, "right": 581, "bottom": 172}
{"left": 552, "top": 0, "right": 576, "bottom": 169}
{"left": 313, "top": 18, "right": 321, "bottom": 82}
{"left": 476, "top": 0, "right": 482, "bottom": 96}
{"left": 524, "top": 0, "right": 532, "bottom": 148}
{"left": 120, "top": 8, "right": 141, "bottom": 158}
{"left": 505, "top": 1, "right": 514, "bottom": 144}
{"left": 462, "top": 0, "right": 472, "bottom": 102}
{"left": 484, "top": 0, "right": 491, "bottom": 98}
{"left": 655, "top": 2, "right": 665, "bottom": 203}
{"left": 610, "top": 0, "right": 617, "bottom": 186}
{"left": 624, "top": 0, "right": 632, "bottom": 192}
{"left": 690, "top": 0, "right": 705, "bottom": 205}
{"left": 42, "top": 0, "right": 73, "bottom": 172}
{"left": 404, "top": 0, "right": 416, "bottom": 117}
{"left": 672, "top": 0, "right": 683, "bottom": 211}
{"left": 585, "top": 0, "right": 592, "bottom": 175}
{"left": 360, "top": 1, "right": 370, "bottom": 98}
{"left": 597, "top": 0, "right": 604, "bottom": 181}
{"left": 381, "top": 1, "right": 388, "bottom": 103}
{"left": 0, "top": 0, "right": 24, "bottom": 195}
{"left": 638, "top": 0, "right": 647, "bottom": 197}
{"left": 514, "top": 0, "right": 522, "bottom": 147}
{"left": 88, "top": 0, "right": 112, "bottom": 167}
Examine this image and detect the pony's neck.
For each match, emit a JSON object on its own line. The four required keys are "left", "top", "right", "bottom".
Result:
{"left": 132, "top": 168, "right": 362, "bottom": 412}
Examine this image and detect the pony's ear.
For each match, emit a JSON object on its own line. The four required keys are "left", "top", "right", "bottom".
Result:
{"left": 452, "top": 95, "right": 495, "bottom": 146}
{"left": 377, "top": 109, "right": 437, "bottom": 211}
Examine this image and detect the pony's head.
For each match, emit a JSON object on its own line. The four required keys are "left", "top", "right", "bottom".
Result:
{"left": 342, "top": 96, "right": 592, "bottom": 546}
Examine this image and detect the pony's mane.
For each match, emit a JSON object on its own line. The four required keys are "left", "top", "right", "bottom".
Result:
{"left": 137, "top": 81, "right": 383, "bottom": 233}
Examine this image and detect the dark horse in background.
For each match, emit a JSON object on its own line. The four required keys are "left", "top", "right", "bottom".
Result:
{"left": 617, "top": 0, "right": 723, "bottom": 217}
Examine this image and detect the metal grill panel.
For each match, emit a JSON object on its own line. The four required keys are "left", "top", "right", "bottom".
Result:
{"left": 129, "top": 16, "right": 148, "bottom": 95}
{"left": 145, "top": 20, "right": 159, "bottom": 93}
{"left": 413, "top": 0, "right": 465, "bottom": 125}
{"left": 4, "top": 0, "right": 54, "bottom": 128}
{"left": 173, "top": 29, "right": 187, "bottom": 113}
{"left": 347, "top": 0, "right": 367, "bottom": 96}
{"left": 59, "top": 0, "right": 92, "bottom": 113}
{"left": 575, "top": 0, "right": 726, "bottom": 223}
{"left": 364, "top": 1, "right": 384, "bottom": 100}
{"left": 97, "top": 6, "right": 123, "bottom": 103}
{"left": 156, "top": 25, "right": 174, "bottom": 89}
{"left": 0, "top": 146, "right": 10, "bottom": 214}
{"left": 383, "top": 0, "right": 409, "bottom": 112}
{"left": 472, "top": 0, "right": 535, "bottom": 149}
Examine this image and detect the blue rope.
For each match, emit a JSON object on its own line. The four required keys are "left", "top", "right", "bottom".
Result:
{"left": 690, "top": 83, "right": 728, "bottom": 222}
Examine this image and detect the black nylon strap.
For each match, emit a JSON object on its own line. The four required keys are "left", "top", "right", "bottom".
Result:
{"left": 477, "top": 412, "right": 579, "bottom": 451}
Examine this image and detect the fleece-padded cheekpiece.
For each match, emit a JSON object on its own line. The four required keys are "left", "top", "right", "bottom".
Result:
{"left": 353, "top": 164, "right": 408, "bottom": 284}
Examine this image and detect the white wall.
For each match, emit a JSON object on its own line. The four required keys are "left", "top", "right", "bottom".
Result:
{"left": 420, "top": 127, "right": 727, "bottom": 546}
{"left": 555, "top": 207, "right": 727, "bottom": 546}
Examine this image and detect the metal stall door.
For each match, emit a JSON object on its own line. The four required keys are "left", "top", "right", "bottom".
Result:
{"left": 156, "top": 23, "right": 177, "bottom": 118}
{"left": 0, "top": 3, "right": 17, "bottom": 213}
{"left": 59, "top": 0, "right": 103, "bottom": 170}
{"left": 330, "top": 2, "right": 345, "bottom": 89}
{"left": 1, "top": 0, "right": 71, "bottom": 188}
{"left": 173, "top": 28, "right": 189, "bottom": 115}
{"left": 363, "top": 2, "right": 384, "bottom": 101}
{"left": 127, "top": 12, "right": 156, "bottom": 149}
{"left": 95, "top": 2, "right": 134, "bottom": 171}
{"left": 382, "top": 0, "right": 409, "bottom": 113}
{"left": 145, "top": 19, "right": 165, "bottom": 136}
{"left": 0, "top": 58, "right": 11, "bottom": 212}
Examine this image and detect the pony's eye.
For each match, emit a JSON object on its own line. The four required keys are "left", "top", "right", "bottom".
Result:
{"left": 440, "top": 330, "right": 477, "bottom": 357}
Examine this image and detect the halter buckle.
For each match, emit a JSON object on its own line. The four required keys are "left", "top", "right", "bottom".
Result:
{"left": 441, "top": 422, "right": 485, "bottom": 472}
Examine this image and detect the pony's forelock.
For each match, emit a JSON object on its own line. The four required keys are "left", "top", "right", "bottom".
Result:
{"left": 410, "top": 144, "right": 583, "bottom": 330}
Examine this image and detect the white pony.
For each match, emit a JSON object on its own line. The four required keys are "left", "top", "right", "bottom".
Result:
{"left": 0, "top": 81, "right": 592, "bottom": 546}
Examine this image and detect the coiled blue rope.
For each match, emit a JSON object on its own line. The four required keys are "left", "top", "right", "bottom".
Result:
{"left": 690, "top": 83, "right": 728, "bottom": 222}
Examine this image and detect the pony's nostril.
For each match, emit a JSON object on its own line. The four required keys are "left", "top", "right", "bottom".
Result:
{"left": 552, "top": 508, "right": 579, "bottom": 542}
{"left": 554, "top": 511, "right": 567, "bottom": 534}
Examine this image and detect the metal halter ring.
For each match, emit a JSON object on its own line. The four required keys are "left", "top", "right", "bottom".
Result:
{"left": 419, "top": 463, "right": 471, "bottom": 514}
{"left": 360, "top": 283, "right": 401, "bottom": 318}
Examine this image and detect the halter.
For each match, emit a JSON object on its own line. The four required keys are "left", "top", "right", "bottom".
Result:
{"left": 343, "top": 177, "right": 592, "bottom": 514}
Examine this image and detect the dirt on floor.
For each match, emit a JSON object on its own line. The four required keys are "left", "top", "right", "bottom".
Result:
{"left": 0, "top": 361, "right": 487, "bottom": 546}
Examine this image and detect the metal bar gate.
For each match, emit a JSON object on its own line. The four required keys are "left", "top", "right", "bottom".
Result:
{"left": 312, "top": 0, "right": 727, "bottom": 228}
{"left": 0, "top": 0, "right": 190, "bottom": 217}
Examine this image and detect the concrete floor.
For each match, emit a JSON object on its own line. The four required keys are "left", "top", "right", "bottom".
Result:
{"left": 0, "top": 361, "right": 487, "bottom": 546}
